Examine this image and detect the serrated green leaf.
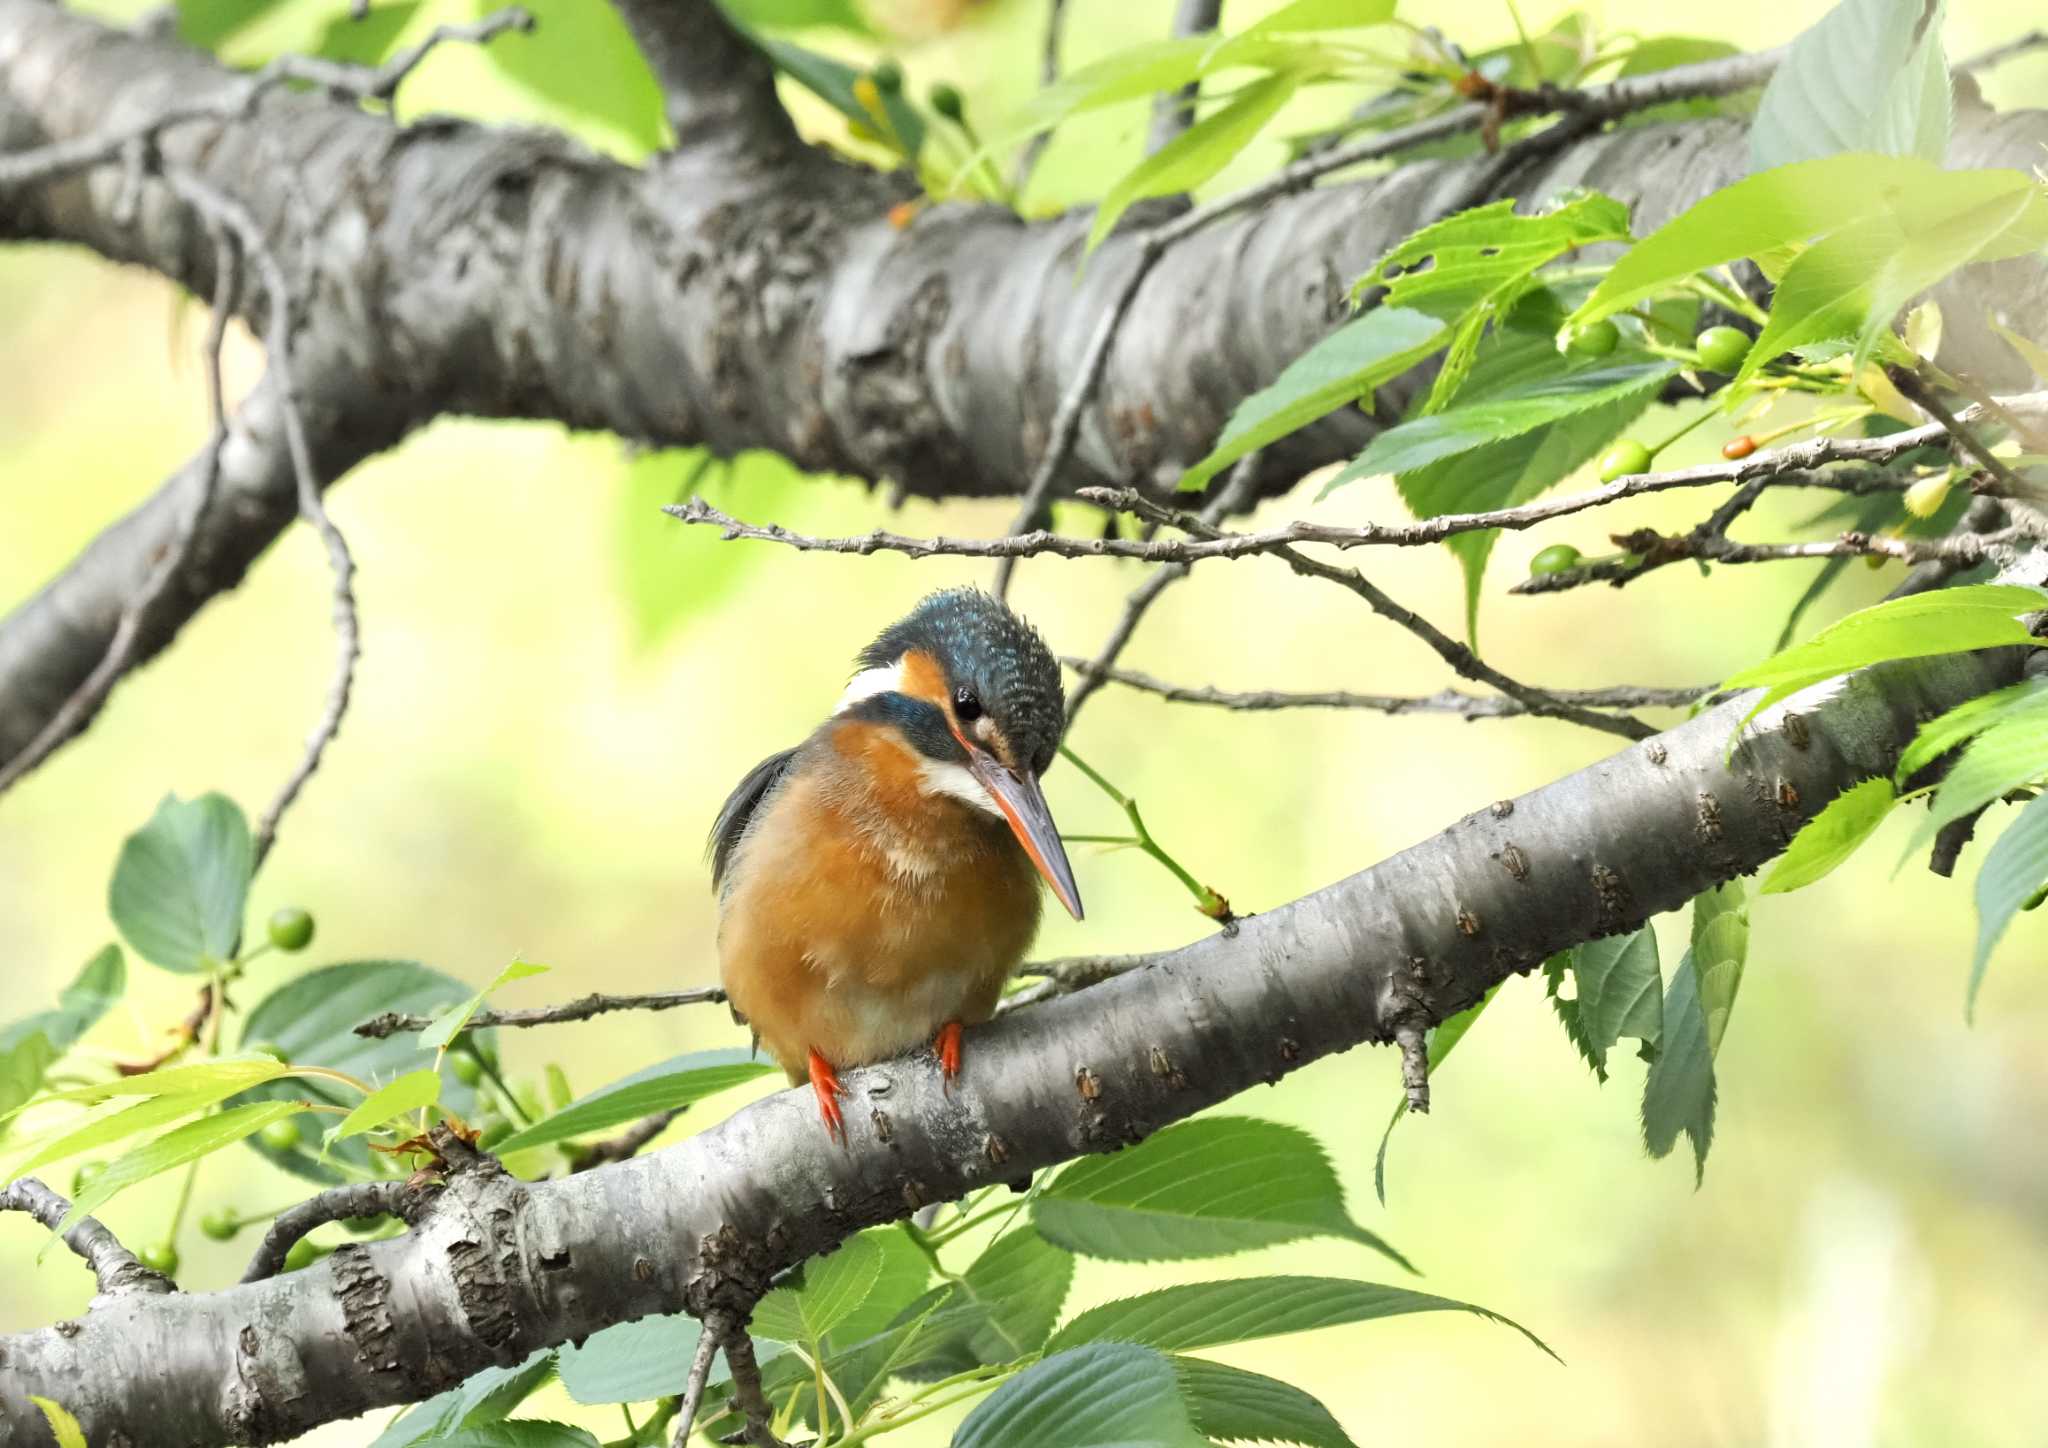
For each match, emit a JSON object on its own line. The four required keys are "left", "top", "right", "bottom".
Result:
{"left": 1171, "top": 1356, "right": 1358, "bottom": 1448}
{"left": 1720, "top": 583, "right": 2046, "bottom": 730}
{"left": 755, "top": 1231, "right": 884, "bottom": 1346}
{"left": 1898, "top": 678, "right": 2048, "bottom": 783}
{"left": 370, "top": 1351, "right": 557, "bottom": 1447}
{"left": 1690, "top": 882, "right": 1749, "bottom": 1056}
{"left": 1088, "top": 72, "right": 1300, "bottom": 253}
{"left": 15, "top": 1055, "right": 290, "bottom": 1114}
{"left": 1178, "top": 307, "right": 1444, "bottom": 492}
{"left": 1897, "top": 708, "right": 2048, "bottom": 864}
{"left": 1037, "top": 1116, "right": 1407, "bottom": 1269}
{"left": 955, "top": 1343, "right": 1209, "bottom": 1448}
{"left": 1373, "top": 987, "right": 1497, "bottom": 1206}
{"left": 233, "top": 961, "right": 495, "bottom": 1184}
{"left": 1639, "top": 887, "right": 1746, "bottom": 1189}
{"left": 1046, "top": 1275, "right": 1555, "bottom": 1359}
{"left": 1762, "top": 778, "right": 1898, "bottom": 893}
{"left": 326, "top": 1068, "right": 442, "bottom": 1149}
{"left": 108, "top": 792, "right": 252, "bottom": 974}
{"left": 1969, "top": 792, "right": 2048, "bottom": 1011}
{"left": 488, "top": 1048, "right": 770, "bottom": 1156}
{"left": 58, "top": 1099, "right": 307, "bottom": 1236}
{"left": 557, "top": 1315, "right": 706, "bottom": 1405}
{"left": 1547, "top": 928, "right": 1663, "bottom": 1083}
{"left": 420, "top": 958, "right": 549, "bottom": 1052}
{"left": 7, "top": 1071, "right": 283, "bottom": 1179}
{"left": 422, "top": 1424, "right": 598, "bottom": 1448}
{"left": 31, "top": 1398, "right": 86, "bottom": 1448}
{"left": 0, "top": 945, "right": 124, "bottom": 1122}
{"left": 1750, "top": 0, "right": 1950, "bottom": 171}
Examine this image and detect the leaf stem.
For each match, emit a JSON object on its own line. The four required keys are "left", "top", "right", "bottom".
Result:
{"left": 1058, "top": 746, "right": 1233, "bottom": 921}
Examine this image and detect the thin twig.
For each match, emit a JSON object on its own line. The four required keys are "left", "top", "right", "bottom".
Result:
{"left": 1959, "top": 30, "right": 2048, "bottom": 73}
{"left": 241, "top": 1180, "right": 413, "bottom": 1283}
{"left": 1513, "top": 525, "right": 2027, "bottom": 595}
{"left": 1147, "top": 0, "right": 1223, "bottom": 155}
{"left": 721, "top": 1318, "right": 792, "bottom": 1448}
{"left": 0, "top": 1178, "right": 173, "bottom": 1297}
{"left": 1395, "top": 1024, "right": 1429, "bottom": 1114}
{"left": 572, "top": 1109, "right": 687, "bottom": 1172}
{"left": 998, "top": 953, "right": 1151, "bottom": 1013}
{"left": 672, "top": 1317, "right": 725, "bottom": 1448}
{"left": 355, "top": 986, "right": 729, "bottom": 1039}
{"left": 1010, "top": 0, "right": 1069, "bottom": 193}
{"left": 1888, "top": 368, "right": 2037, "bottom": 499}
{"left": 1063, "top": 659, "right": 1710, "bottom": 718}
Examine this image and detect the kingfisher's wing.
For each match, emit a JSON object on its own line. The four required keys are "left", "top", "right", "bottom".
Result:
{"left": 708, "top": 746, "right": 799, "bottom": 894}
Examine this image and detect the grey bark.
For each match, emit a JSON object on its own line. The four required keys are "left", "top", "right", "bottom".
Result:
{"left": 3, "top": 0, "right": 2046, "bottom": 779}
{"left": 0, "top": 643, "right": 2024, "bottom": 1447}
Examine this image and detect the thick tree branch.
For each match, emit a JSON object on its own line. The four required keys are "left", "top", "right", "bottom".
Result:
{"left": 240, "top": 1181, "right": 416, "bottom": 1285}
{"left": 610, "top": 0, "right": 797, "bottom": 156}
{"left": 2, "top": 641, "right": 2027, "bottom": 1446}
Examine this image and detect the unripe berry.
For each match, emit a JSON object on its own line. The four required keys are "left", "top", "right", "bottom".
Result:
{"left": 928, "top": 82, "right": 965, "bottom": 121}
{"left": 1565, "top": 319, "right": 1619, "bottom": 358}
{"left": 259, "top": 1118, "right": 302, "bottom": 1153}
{"left": 267, "top": 907, "right": 314, "bottom": 952}
{"left": 1599, "top": 440, "right": 1653, "bottom": 482}
{"left": 1529, "top": 544, "right": 1583, "bottom": 577}
{"left": 1694, "top": 325, "right": 1752, "bottom": 375}
{"left": 138, "top": 1241, "right": 179, "bottom": 1275}
{"left": 199, "top": 1209, "right": 238, "bottom": 1241}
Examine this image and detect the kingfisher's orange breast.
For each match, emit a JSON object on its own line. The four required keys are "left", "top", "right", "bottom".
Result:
{"left": 715, "top": 717, "right": 1044, "bottom": 1081}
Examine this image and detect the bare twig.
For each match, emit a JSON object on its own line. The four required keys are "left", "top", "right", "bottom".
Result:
{"left": 116, "top": 979, "right": 223, "bottom": 1075}
{"left": 1011, "top": 0, "right": 1069, "bottom": 193}
{"left": 1063, "top": 659, "right": 1710, "bottom": 719}
{"left": 572, "top": 1109, "right": 687, "bottom": 1172}
{"left": 1395, "top": 1023, "right": 1429, "bottom": 1114}
{"left": 1513, "top": 525, "right": 2026, "bottom": 595}
{"left": 1959, "top": 30, "right": 2048, "bottom": 73}
{"left": 0, "top": 1179, "right": 173, "bottom": 1297}
{"left": 998, "top": 953, "right": 1151, "bottom": 1013}
{"left": 355, "top": 986, "right": 728, "bottom": 1039}
{"left": 1147, "top": 0, "right": 1224, "bottom": 155}
{"left": 721, "top": 1318, "right": 791, "bottom": 1448}
{"left": 1929, "top": 806, "right": 1989, "bottom": 878}
{"left": 1888, "top": 368, "right": 2037, "bottom": 499}
{"left": 241, "top": 1180, "right": 414, "bottom": 1284}
{"left": 672, "top": 1318, "right": 725, "bottom": 1448}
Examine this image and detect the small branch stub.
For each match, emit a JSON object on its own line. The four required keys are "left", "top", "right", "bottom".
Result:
{"left": 1395, "top": 1025, "right": 1430, "bottom": 1114}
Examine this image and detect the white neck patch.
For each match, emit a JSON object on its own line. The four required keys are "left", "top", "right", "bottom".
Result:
{"left": 919, "top": 759, "right": 1002, "bottom": 818}
{"left": 835, "top": 658, "right": 904, "bottom": 714}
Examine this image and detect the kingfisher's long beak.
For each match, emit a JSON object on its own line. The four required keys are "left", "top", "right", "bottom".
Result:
{"left": 968, "top": 753, "right": 1085, "bottom": 921}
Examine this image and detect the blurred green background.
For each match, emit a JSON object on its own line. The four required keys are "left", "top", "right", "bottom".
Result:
{"left": 5, "top": 1, "right": 2048, "bottom": 1443}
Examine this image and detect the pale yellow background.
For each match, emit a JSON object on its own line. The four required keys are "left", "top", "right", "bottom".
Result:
{"left": 4, "top": 2, "right": 2047, "bottom": 1445}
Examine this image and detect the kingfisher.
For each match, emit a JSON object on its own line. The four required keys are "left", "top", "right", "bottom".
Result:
{"left": 709, "top": 587, "right": 1085, "bottom": 1139}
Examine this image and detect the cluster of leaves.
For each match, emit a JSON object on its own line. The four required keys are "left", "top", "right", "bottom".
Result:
{"left": 370, "top": 1115, "right": 1546, "bottom": 1448}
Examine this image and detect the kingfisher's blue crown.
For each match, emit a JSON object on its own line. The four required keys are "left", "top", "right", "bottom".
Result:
{"left": 859, "top": 588, "right": 1064, "bottom": 774}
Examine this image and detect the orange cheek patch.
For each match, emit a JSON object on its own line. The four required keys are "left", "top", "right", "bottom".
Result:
{"left": 898, "top": 649, "right": 950, "bottom": 708}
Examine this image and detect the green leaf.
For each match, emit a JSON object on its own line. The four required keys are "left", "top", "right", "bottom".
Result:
{"left": 7, "top": 1071, "right": 283, "bottom": 1179}
{"left": 721, "top": 0, "right": 873, "bottom": 33}
{"left": 31, "top": 1398, "right": 87, "bottom": 1448}
{"left": 108, "top": 792, "right": 252, "bottom": 973}
{"left": 953, "top": 1344, "right": 1209, "bottom": 1448}
{"left": 311, "top": 3, "right": 422, "bottom": 68}
{"left": 1178, "top": 307, "right": 1445, "bottom": 492}
{"left": 1373, "top": 986, "right": 1496, "bottom": 1206}
{"left": 420, "top": 958, "right": 549, "bottom": 1052}
{"left": 478, "top": 0, "right": 666, "bottom": 156}
{"left": 754, "top": 1231, "right": 883, "bottom": 1346}
{"left": 1240, "top": 0, "right": 1396, "bottom": 34}
{"left": 1036, "top": 1116, "right": 1408, "bottom": 1268}
{"left": 422, "top": 1425, "right": 598, "bottom": 1448}
{"left": 326, "top": 1068, "right": 442, "bottom": 1149}
{"left": 1761, "top": 778, "right": 1898, "bottom": 893}
{"left": 558, "top": 1315, "right": 714, "bottom": 1405}
{"left": 488, "top": 1048, "right": 771, "bottom": 1155}
{"left": 1640, "top": 953, "right": 1717, "bottom": 1184}
{"left": 1897, "top": 677, "right": 2048, "bottom": 783}
{"left": 1088, "top": 72, "right": 1300, "bottom": 253}
{"left": 0, "top": 945, "right": 124, "bottom": 1121}
{"left": 1343, "top": 360, "right": 1677, "bottom": 479}
{"left": 1719, "top": 583, "right": 2046, "bottom": 729}
{"left": 1545, "top": 928, "right": 1663, "bottom": 1082}
{"left": 15, "top": 1054, "right": 290, "bottom": 1114}
{"left": 1750, "top": 0, "right": 1950, "bottom": 171}
{"left": 1170, "top": 1356, "right": 1358, "bottom": 1448}
{"left": 757, "top": 36, "right": 926, "bottom": 156}
{"left": 619, "top": 449, "right": 803, "bottom": 649}
{"left": 999, "top": 38, "right": 1211, "bottom": 146}
{"left": 1897, "top": 707, "right": 2048, "bottom": 863}
{"left": 370, "top": 1352, "right": 557, "bottom": 1447}
{"left": 1046, "top": 1275, "right": 1555, "bottom": 1360}
{"left": 175, "top": 0, "right": 296, "bottom": 49}
{"left": 1969, "top": 792, "right": 2048, "bottom": 1010}
{"left": 58, "top": 1099, "right": 307, "bottom": 1235}
{"left": 1690, "top": 882, "right": 1749, "bottom": 1057}
{"left": 234, "top": 961, "right": 495, "bottom": 1184}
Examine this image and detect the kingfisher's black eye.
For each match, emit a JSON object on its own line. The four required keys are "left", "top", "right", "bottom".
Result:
{"left": 954, "top": 686, "right": 983, "bottom": 723}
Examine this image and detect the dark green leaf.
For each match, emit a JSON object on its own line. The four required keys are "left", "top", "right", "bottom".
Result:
{"left": 1640, "top": 887, "right": 1746, "bottom": 1185}
{"left": 311, "top": 4, "right": 422, "bottom": 68}
{"left": 892, "top": 1226, "right": 1076, "bottom": 1380}
{"left": 1750, "top": 0, "right": 1950, "bottom": 171}
{"left": 1171, "top": 1356, "right": 1358, "bottom": 1448}
{"left": 489, "top": 1048, "right": 771, "bottom": 1155}
{"left": 1178, "top": 307, "right": 1445, "bottom": 492}
{"left": 370, "top": 1351, "right": 557, "bottom": 1447}
{"left": 0, "top": 945, "right": 124, "bottom": 1121}
{"left": 1762, "top": 778, "right": 1898, "bottom": 893}
{"left": 1897, "top": 705, "right": 2048, "bottom": 863}
{"left": 175, "top": 0, "right": 296, "bottom": 49}
{"left": 1374, "top": 987, "right": 1497, "bottom": 1206}
{"left": 755, "top": 1231, "right": 883, "bottom": 1346}
{"left": 1969, "top": 792, "right": 2048, "bottom": 1010}
{"left": 953, "top": 1344, "right": 1208, "bottom": 1448}
{"left": 233, "top": 961, "right": 495, "bottom": 1183}
{"left": 1897, "top": 677, "right": 2048, "bottom": 783}
{"left": 108, "top": 793, "right": 252, "bottom": 973}
{"left": 720, "top": 0, "right": 873, "bottom": 34}
{"left": 422, "top": 1424, "right": 598, "bottom": 1448}
{"left": 757, "top": 36, "right": 925, "bottom": 156}
{"left": 558, "top": 1315, "right": 706, "bottom": 1405}
{"left": 1547, "top": 928, "right": 1663, "bottom": 1082}
{"left": 1037, "top": 1116, "right": 1406, "bottom": 1268}
{"left": 1046, "top": 1275, "right": 1555, "bottom": 1359}
{"left": 1088, "top": 73, "right": 1301, "bottom": 252}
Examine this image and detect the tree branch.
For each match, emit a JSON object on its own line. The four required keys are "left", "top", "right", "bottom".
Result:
{"left": 1147, "top": 0, "right": 1224, "bottom": 155}
{"left": 0, "top": 1178, "right": 174, "bottom": 1300}
{"left": 4, "top": 640, "right": 2026, "bottom": 1446}
{"left": 609, "top": 0, "right": 797, "bottom": 156}
{"left": 241, "top": 1180, "right": 416, "bottom": 1284}
{"left": 354, "top": 986, "right": 729, "bottom": 1039}
{"left": 1063, "top": 660, "right": 1710, "bottom": 719}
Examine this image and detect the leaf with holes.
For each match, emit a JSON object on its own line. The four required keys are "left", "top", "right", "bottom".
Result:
{"left": 1750, "top": 0, "right": 1950, "bottom": 171}
{"left": 954, "top": 1343, "right": 1208, "bottom": 1448}
{"left": 1546, "top": 927, "right": 1662, "bottom": 1082}
{"left": 1037, "top": 1116, "right": 1408, "bottom": 1268}
{"left": 108, "top": 793, "right": 252, "bottom": 974}
{"left": 1762, "top": 778, "right": 1897, "bottom": 893}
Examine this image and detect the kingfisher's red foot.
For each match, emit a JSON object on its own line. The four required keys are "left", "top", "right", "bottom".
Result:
{"left": 934, "top": 1020, "right": 963, "bottom": 1087}
{"left": 807, "top": 1047, "right": 846, "bottom": 1142}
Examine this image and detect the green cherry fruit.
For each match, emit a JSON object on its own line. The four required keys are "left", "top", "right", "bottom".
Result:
{"left": 70, "top": 1161, "right": 106, "bottom": 1198}
{"left": 1566, "top": 319, "right": 1620, "bottom": 358}
{"left": 1529, "top": 543, "right": 1583, "bottom": 577}
{"left": 1694, "top": 325, "right": 1752, "bottom": 374}
{"left": 283, "top": 1237, "right": 328, "bottom": 1274}
{"left": 869, "top": 58, "right": 903, "bottom": 95}
{"left": 199, "top": 1209, "right": 239, "bottom": 1242}
{"left": 1599, "top": 440, "right": 1653, "bottom": 482}
{"left": 259, "top": 1118, "right": 304, "bottom": 1153}
{"left": 928, "top": 82, "right": 965, "bottom": 121}
{"left": 267, "top": 907, "right": 315, "bottom": 952}
{"left": 138, "top": 1242, "right": 180, "bottom": 1275}
{"left": 448, "top": 1050, "right": 484, "bottom": 1087}
{"left": 341, "top": 1215, "right": 388, "bottom": 1234}
{"left": 2023, "top": 883, "right": 2048, "bottom": 912}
